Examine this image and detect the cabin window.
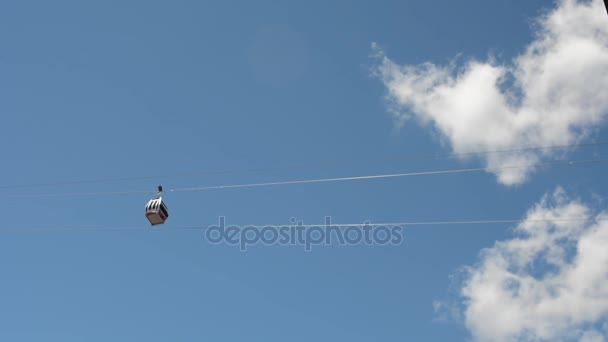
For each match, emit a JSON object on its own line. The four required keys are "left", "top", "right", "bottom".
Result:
{"left": 160, "top": 203, "right": 169, "bottom": 218}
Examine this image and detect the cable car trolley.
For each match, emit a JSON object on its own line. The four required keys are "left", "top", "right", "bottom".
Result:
{"left": 145, "top": 186, "right": 169, "bottom": 225}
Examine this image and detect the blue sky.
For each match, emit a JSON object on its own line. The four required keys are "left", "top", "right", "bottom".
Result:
{"left": 1, "top": 1, "right": 608, "bottom": 341}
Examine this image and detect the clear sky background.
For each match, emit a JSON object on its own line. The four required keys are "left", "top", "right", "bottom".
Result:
{"left": 1, "top": 1, "right": 608, "bottom": 341}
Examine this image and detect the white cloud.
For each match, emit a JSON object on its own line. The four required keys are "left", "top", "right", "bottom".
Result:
{"left": 449, "top": 188, "right": 608, "bottom": 341}
{"left": 581, "top": 330, "right": 606, "bottom": 342}
{"left": 373, "top": 0, "right": 608, "bottom": 185}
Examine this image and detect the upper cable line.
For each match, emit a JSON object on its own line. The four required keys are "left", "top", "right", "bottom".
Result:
{"left": 0, "top": 141, "right": 606, "bottom": 190}
{"left": 2, "top": 158, "right": 607, "bottom": 200}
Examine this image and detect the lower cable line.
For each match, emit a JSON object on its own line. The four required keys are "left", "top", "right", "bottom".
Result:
{"left": 1, "top": 217, "right": 606, "bottom": 233}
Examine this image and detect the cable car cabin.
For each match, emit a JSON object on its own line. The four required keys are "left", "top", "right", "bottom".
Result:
{"left": 145, "top": 197, "right": 169, "bottom": 225}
